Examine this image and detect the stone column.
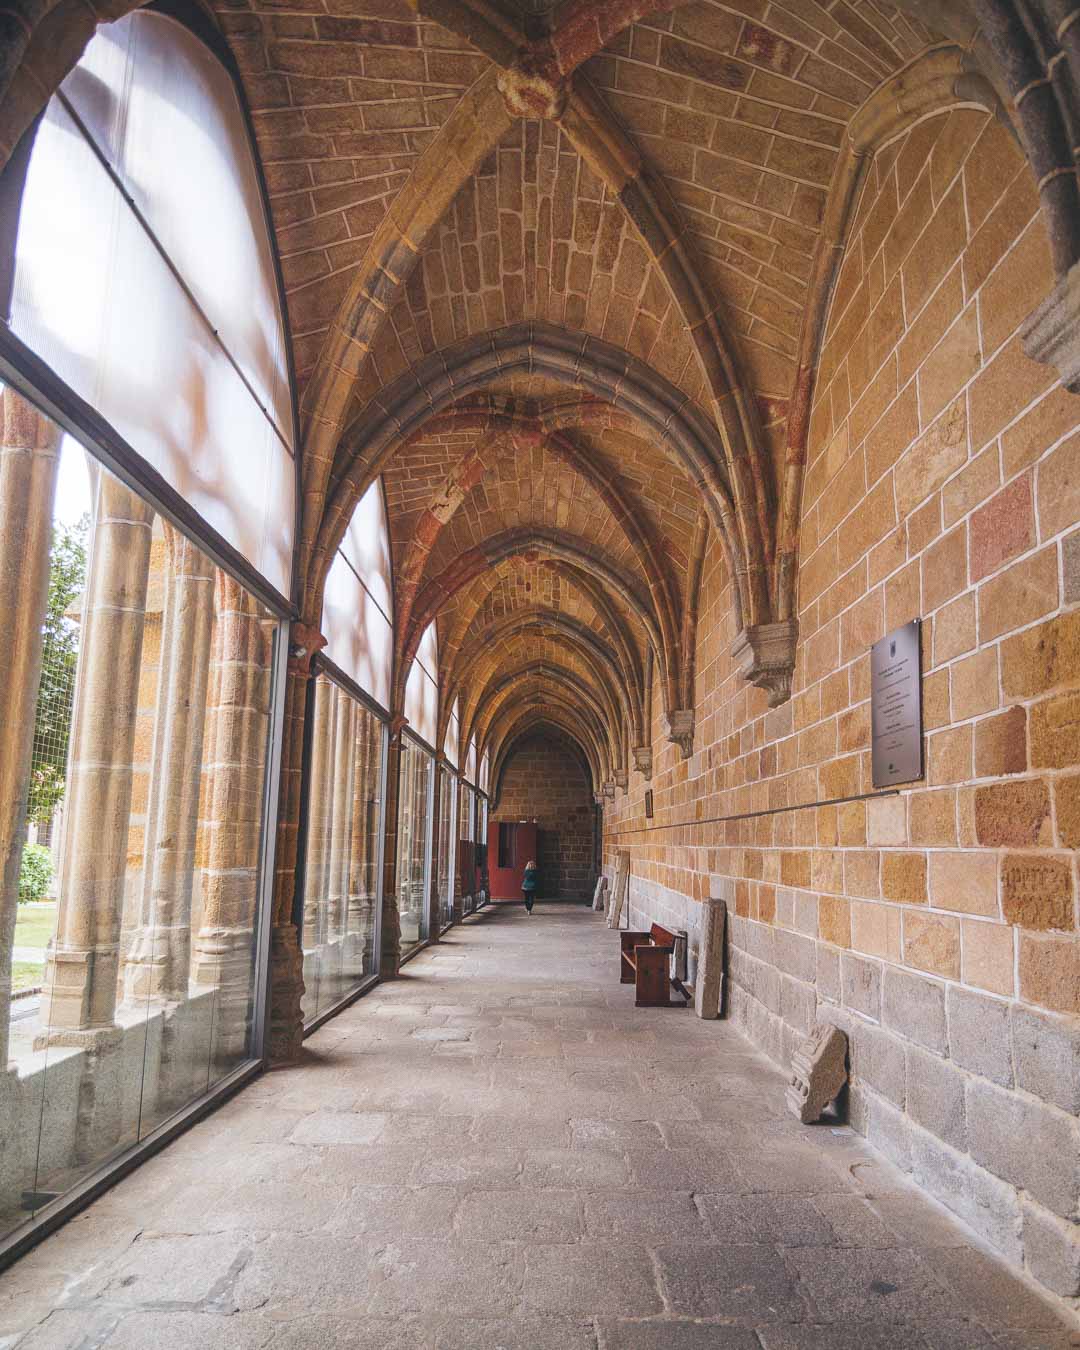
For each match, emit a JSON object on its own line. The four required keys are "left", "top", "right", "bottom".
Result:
{"left": 120, "top": 525, "right": 214, "bottom": 1006}
{"left": 39, "top": 474, "right": 155, "bottom": 1038}
{"left": 190, "top": 572, "right": 271, "bottom": 1067}
{"left": 345, "top": 708, "right": 378, "bottom": 975}
{"left": 267, "top": 628, "right": 322, "bottom": 1065}
{"left": 301, "top": 676, "right": 335, "bottom": 986}
{"left": 324, "top": 685, "right": 354, "bottom": 997}
{"left": 380, "top": 725, "right": 404, "bottom": 975}
{"left": 426, "top": 764, "right": 443, "bottom": 944}
{"left": 0, "top": 390, "right": 61, "bottom": 1065}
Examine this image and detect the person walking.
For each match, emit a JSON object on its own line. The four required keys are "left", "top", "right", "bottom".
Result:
{"left": 522, "top": 859, "right": 538, "bottom": 913}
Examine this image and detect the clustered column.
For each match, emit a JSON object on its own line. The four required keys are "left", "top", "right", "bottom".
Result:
{"left": 0, "top": 389, "right": 61, "bottom": 1066}
{"left": 346, "top": 708, "right": 380, "bottom": 974}
{"left": 190, "top": 571, "right": 270, "bottom": 1067}
{"left": 120, "top": 524, "right": 215, "bottom": 1007}
{"left": 301, "top": 675, "right": 334, "bottom": 1009}
{"left": 325, "top": 683, "right": 355, "bottom": 993}
{"left": 38, "top": 475, "right": 154, "bottom": 1042}
{"left": 380, "top": 728, "right": 404, "bottom": 976}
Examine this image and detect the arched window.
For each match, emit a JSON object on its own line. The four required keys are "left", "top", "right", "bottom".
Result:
{"left": 323, "top": 478, "right": 393, "bottom": 709}
{"left": 404, "top": 620, "right": 438, "bottom": 748}
{"left": 444, "top": 697, "right": 461, "bottom": 768}
{"left": 10, "top": 8, "right": 295, "bottom": 596}
{"left": 479, "top": 749, "right": 491, "bottom": 796}
{"left": 0, "top": 6, "right": 295, "bottom": 1259}
{"left": 465, "top": 737, "right": 478, "bottom": 785}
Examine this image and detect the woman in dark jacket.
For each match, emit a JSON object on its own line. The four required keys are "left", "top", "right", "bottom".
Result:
{"left": 522, "top": 860, "right": 538, "bottom": 913}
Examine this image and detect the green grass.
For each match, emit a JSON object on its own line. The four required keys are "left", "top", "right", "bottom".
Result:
{"left": 12, "top": 961, "right": 43, "bottom": 993}
{"left": 14, "top": 901, "right": 57, "bottom": 951}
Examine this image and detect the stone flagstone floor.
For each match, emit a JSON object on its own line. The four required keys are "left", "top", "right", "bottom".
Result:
{"left": 2, "top": 899, "right": 1077, "bottom": 1349}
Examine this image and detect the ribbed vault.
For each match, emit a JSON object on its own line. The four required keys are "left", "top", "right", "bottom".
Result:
{"left": 0, "top": 0, "right": 1074, "bottom": 1044}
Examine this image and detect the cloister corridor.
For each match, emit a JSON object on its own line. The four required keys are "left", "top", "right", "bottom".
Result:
{"left": 0, "top": 900, "right": 1073, "bottom": 1350}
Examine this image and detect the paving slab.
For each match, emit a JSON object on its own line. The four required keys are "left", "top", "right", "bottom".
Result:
{"left": 0, "top": 899, "right": 1076, "bottom": 1348}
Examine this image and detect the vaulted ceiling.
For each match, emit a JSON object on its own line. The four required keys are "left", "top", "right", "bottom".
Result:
{"left": 210, "top": 0, "right": 996, "bottom": 793}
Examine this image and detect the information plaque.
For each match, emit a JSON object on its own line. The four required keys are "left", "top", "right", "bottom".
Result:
{"left": 871, "top": 619, "right": 923, "bottom": 788}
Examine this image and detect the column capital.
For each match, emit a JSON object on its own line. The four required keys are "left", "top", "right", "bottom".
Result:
{"left": 731, "top": 619, "right": 798, "bottom": 708}
{"left": 287, "top": 621, "right": 326, "bottom": 676}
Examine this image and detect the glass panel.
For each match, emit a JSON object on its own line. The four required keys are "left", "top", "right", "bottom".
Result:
{"left": 436, "top": 767, "right": 455, "bottom": 930}
{"left": 323, "top": 553, "right": 392, "bottom": 712}
{"left": 62, "top": 12, "right": 293, "bottom": 446}
{"left": 403, "top": 621, "right": 438, "bottom": 747}
{"left": 457, "top": 783, "right": 475, "bottom": 916}
{"left": 465, "top": 739, "right": 477, "bottom": 786}
{"left": 478, "top": 796, "right": 489, "bottom": 905}
{"left": 324, "top": 480, "right": 393, "bottom": 709}
{"left": 12, "top": 26, "right": 294, "bottom": 597}
{"left": 444, "top": 699, "right": 460, "bottom": 768}
{"left": 300, "top": 674, "right": 382, "bottom": 1025}
{"left": 0, "top": 390, "right": 277, "bottom": 1242}
{"left": 338, "top": 479, "right": 392, "bottom": 621}
{"left": 395, "top": 738, "right": 431, "bottom": 954}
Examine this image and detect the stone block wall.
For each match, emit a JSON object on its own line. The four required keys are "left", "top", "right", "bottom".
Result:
{"left": 494, "top": 733, "right": 595, "bottom": 900}
{"left": 603, "top": 107, "right": 1080, "bottom": 1309}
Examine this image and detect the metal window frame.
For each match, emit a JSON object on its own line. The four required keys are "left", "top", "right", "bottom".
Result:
{"left": 296, "top": 655, "right": 389, "bottom": 1037}
{"left": 397, "top": 728, "right": 435, "bottom": 960}
{"left": 0, "top": 394, "right": 291, "bottom": 1276}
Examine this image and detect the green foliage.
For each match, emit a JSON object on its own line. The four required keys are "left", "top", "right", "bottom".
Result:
{"left": 18, "top": 844, "right": 53, "bottom": 904}
{"left": 28, "top": 515, "right": 88, "bottom": 824}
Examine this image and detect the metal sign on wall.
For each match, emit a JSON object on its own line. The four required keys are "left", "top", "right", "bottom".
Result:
{"left": 871, "top": 619, "right": 923, "bottom": 788}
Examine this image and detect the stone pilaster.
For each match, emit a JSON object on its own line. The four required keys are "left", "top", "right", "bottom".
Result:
{"left": 190, "top": 573, "right": 271, "bottom": 1067}
{"left": 0, "top": 389, "right": 61, "bottom": 1065}
{"left": 121, "top": 525, "right": 214, "bottom": 1006}
{"left": 39, "top": 474, "right": 155, "bottom": 1039}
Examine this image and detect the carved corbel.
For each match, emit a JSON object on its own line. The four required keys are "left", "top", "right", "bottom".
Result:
{"left": 1021, "top": 263, "right": 1080, "bottom": 393}
{"left": 287, "top": 621, "right": 327, "bottom": 676}
{"left": 665, "top": 709, "right": 694, "bottom": 759}
{"left": 603, "top": 780, "right": 616, "bottom": 800}
{"left": 614, "top": 770, "right": 628, "bottom": 792}
{"left": 731, "top": 620, "right": 798, "bottom": 708}
{"left": 632, "top": 744, "right": 653, "bottom": 780}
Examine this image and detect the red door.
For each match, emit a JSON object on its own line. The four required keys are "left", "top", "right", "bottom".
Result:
{"left": 488, "top": 821, "right": 538, "bottom": 898}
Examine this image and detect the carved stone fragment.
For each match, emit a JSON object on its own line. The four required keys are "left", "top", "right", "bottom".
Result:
{"left": 694, "top": 897, "right": 726, "bottom": 1021}
{"left": 592, "top": 875, "right": 609, "bottom": 913}
{"left": 786, "top": 1023, "right": 848, "bottom": 1123}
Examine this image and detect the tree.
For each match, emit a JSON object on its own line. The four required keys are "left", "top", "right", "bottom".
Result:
{"left": 28, "top": 516, "right": 88, "bottom": 824}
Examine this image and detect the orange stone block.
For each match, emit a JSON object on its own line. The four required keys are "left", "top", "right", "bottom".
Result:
{"left": 973, "top": 779, "right": 1052, "bottom": 848}
{"left": 882, "top": 851, "right": 928, "bottom": 904}
{"left": 1001, "top": 852, "right": 1075, "bottom": 931}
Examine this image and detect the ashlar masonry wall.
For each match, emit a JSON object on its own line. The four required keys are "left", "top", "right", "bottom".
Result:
{"left": 495, "top": 734, "right": 595, "bottom": 901}
{"left": 603, "top": 107, "right": 1080, "bottom": 1307}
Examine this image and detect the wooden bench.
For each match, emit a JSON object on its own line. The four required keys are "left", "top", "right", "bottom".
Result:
{"left": 620, "top": 924, "right": 690, "bottom": 1008}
